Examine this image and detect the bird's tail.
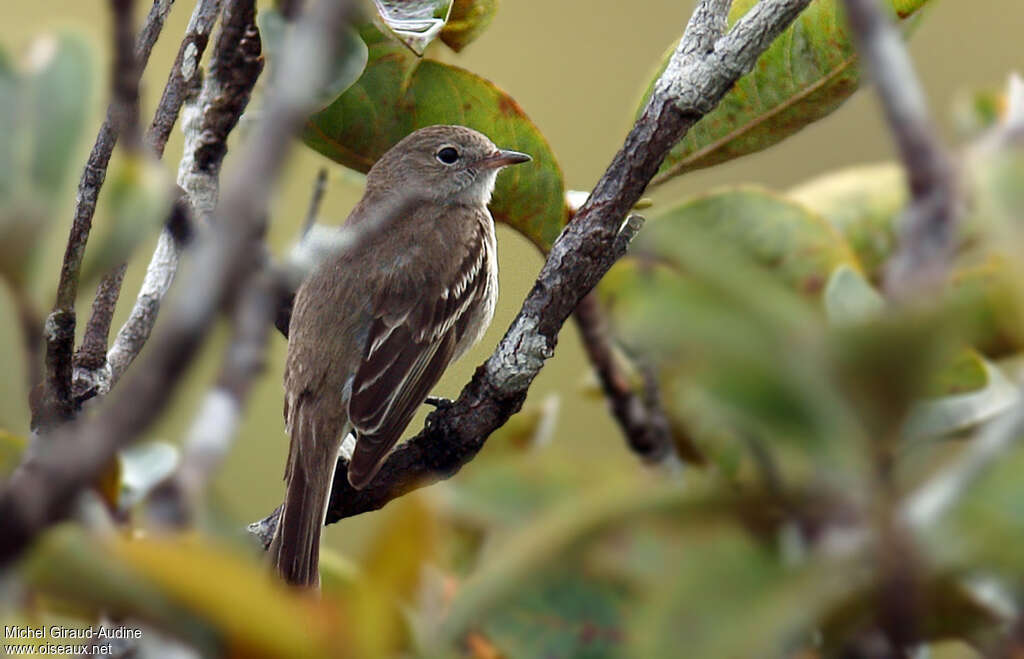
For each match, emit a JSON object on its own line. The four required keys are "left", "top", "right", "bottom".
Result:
{"left": 269, "top": 401, "right": 342, "bottom": 588}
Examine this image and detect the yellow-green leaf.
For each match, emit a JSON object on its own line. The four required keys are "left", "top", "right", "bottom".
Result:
{"left": 643, "top": 0, "right": 932, "bottom": 186}
{"left": 440, "top": 0, "right": 498, "bottom": 52}
{"left": 788, "top": 162, "right": 907, "bottom": 280}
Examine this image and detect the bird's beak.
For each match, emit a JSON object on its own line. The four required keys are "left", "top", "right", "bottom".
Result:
{"left": 477, "top": 149, "right": 532, "bottom": 169}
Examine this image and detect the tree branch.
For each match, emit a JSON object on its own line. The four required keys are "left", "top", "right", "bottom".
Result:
{"left": 572, "top": 286, "right": 674, "bottom": 461}
{"left": 841, "top": 0, "right": 958, "bottom": 300}
{"left": 35, "top": 0, "right": 175, "bottom": 430}
{"left": 0, "top": 0, "right": 353, "bottom": 567}
{"left": 247, "top": 0, "right": 813, "bottom": 543}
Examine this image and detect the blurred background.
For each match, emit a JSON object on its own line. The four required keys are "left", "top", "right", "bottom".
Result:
{"left": 1, "top": 0, "right": 1021, "bottom": 560}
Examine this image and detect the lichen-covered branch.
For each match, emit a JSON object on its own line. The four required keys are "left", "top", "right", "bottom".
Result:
{"left": 249, "top": 0, "right": 813, "bottom": 543}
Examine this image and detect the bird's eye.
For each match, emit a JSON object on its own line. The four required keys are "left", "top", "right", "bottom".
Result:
{"left": 436, "top": 146, "right": 460, "bottom": 164}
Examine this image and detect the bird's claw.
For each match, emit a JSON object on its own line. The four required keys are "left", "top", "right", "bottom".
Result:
{"left": 424, "top": 396, "right": 454, "bottom": 410}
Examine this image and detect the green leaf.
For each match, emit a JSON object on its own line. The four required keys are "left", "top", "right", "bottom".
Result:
{"left": 28, "top": 34, "right": 93, "bottom": 195}
{"left": 373, "top": 0, "right": 452, "bottom": 55}
{"left": 788, "top": 162, "right": 907, "bottom": 280}
{"left": 0, "top": 34, "right": 94, "bottom": 288}
{"left": 643, "top": 0, "right": 931, "bottom": 186}
{"left": 477, "top": 568, "right": 627, "bottom": 659}
{"left": 0, "top": 429, "right": 26, "bottom": 478}
{"left": 634, "top": 186, "right": 859, "bottom": 298}
{"left": 440, "top": 0, "right": 498, "bottom": 52}
{"left": 629, "top": 530, "right": 852, "bottom": 659}
{"left": 824, "top": 264, "right": 885, "bottom": 325}
{"left": 80, "top": 155, "right": 172, "bottom": 285}
{"left": 303, "top": 29, "right": 568, "bottom": 251}
{"left": 258, "top": 10, "right": 368, "bottom": 111}
{"left": 436, "top": 479, "right": 697, "bottom": 645}
{"left": 903, "top": 358, "right": 1018, "bottom": 442}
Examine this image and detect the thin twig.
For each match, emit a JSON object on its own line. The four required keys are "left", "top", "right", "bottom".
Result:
{"left": 246, "top": 0, "right": 813, "bottom": 542}
{"left": 301, "top": 168, "right": 328, "bottom": 237}
{"left": 572, "top": 292, "right": 674, "bottom": 461}
{"left": 0, "top": 0, "right": 353, "bottom": 567}
{"left": 73, "top": 264, "right": 127, "bottom": 400}
{"left": 35, "top": 0, "right": 175, "bottom": 430}
{"left": 841, "top": 0, "right": 959, "bottom": 299}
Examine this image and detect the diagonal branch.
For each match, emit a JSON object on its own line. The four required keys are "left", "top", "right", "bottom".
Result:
{"left": 0, "top": 0, "right": 353, "bottom": 567}
{"left": 249, "top": 0, "right": 813, "bottom": 543}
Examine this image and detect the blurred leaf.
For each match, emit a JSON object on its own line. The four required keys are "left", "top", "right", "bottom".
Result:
{"left": 789, "top": 162, "right": 907, "bottom": 279}
{"left": 603, "top": 210, "right": 861, "bottom": 464}
{"left": 828, "top": 310, "right": 963, "bottom": 442}
{"left": 482, "top": 393, "right": 559, "bottom": 454}
{"left": 373, "top": 0, "right": 452, "bottom": 55}
{"left": 818, "top": 575, "right": 1008, "bottom": 653}
{"left": 351, "top": 494, "right": 437, "bottom": 658}
{"left": 303, "top": 27, "right": 568, "bottom": 251}
{"left": 634, "top": 187, "right": 859, "bottom": 298}
{"left": 629, "top": 529, "right": 852, "bottom": 659}
{"left": 643, "top": 0, "right": 931, "bottom": 185}
{"left": 926, "top": 348, "right": 989, "bottom": 398}
{"left": 80, "top": 155, "right": 172, "bottom": 285}
{"left": 952, "top": 86, "right": 1006, "bottom": 139}
{"left": 0, "top": 34, "right": 93, "bottom": 288}
{"left": 938, "top": 445, "right": 1024, "bottom": 575}
{"left": 437, "top": 478, "right": 712, "bottom": 648}
{"left": 904, "top": 358, "right": 1018, "bottom": 442}
{"left": 824, "top": 264, "right": 885, "bottom": 325}
{"left": 28, "top": 34, "right": 93, "bottom": 195}
{"left": 950, "top": 257, "right": 1024, "bottom": 357}
{"left": 441, "top": 0, "right": 498, "bottom": 52}
{"left": 118, "top": 440, "right": 179, "bottom": 510}
{"left": 477, "top": 568, "right": 627, "bottom": 659}
{"left": 0, "top": 428, "right": 26, "bottom": 477}
{"left": 258, "top": 9, "right": 368, "bottom": 111}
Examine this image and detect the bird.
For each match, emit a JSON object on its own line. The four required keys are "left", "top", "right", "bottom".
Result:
{"left": 269, "top": 125, "right": 530, "bottom": 587}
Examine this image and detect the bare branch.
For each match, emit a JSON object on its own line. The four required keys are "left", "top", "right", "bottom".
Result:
{"left": 841, "top": 0, "right": 959, "bottom": 299}
{"left": 0, "top": 0, "right": 354, "bottom": 566}
{"left": 35, "top": 0, "right": 176, "bottom": 429}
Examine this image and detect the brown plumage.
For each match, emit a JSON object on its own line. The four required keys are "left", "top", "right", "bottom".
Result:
{"left": 269, "top": 125, "right": 530, "bottom": 587}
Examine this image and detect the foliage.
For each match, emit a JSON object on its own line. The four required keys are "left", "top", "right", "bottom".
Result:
{"left": 4, "top": 1, "right": 1024, "bottom": 658}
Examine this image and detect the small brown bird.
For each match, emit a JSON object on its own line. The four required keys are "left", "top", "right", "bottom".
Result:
{"left": 270, "top": 125, "right": 530, "bottom": 587}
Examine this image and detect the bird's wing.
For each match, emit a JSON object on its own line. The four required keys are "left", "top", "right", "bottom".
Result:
{"left": 346, "top": 224, "right": 490, "bottom": 489}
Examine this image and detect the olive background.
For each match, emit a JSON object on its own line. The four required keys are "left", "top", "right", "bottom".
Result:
{"left": 1, "top": 0, "right": 1021, "bottom": 554}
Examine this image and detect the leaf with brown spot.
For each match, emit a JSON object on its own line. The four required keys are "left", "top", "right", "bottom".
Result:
{"left": 640, "top": 0, "right": 933, "bottom": 186}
